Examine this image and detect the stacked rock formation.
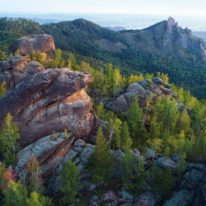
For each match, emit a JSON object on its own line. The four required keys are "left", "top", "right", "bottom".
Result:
{"left": 0, "top": 35, "right": 96, "bottom": 147}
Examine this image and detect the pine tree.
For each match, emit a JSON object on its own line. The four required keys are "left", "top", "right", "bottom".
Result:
{"left": 128, "top": 74, "right": 144, "bottom": 84}
{"left": 120, "top": 122, "right": 132, "bottom": 152}
{"left": 149, "top": 115, "right": 160, "bottom": 140}
{"left": 80, "top": 61, "right": 93, "bottom": 73}
{"left": 154, "top": 97, "right": 178, "bottom": 137}
{"left": 88, "top": 127, "right": 114, "bottom": 183}
{"left": 112, "top": 68, "right": 122, "bottom": 96}
{"left": 161, "top": 97, "right": 178, "bottom": 135}
{"left": 0, "top": 113, "right": 20, "bottom": 165}
{"left": 53, "top": 49, "right": 62, "bottom": 67}
{"left": 3, "top": 181, "right": 27, "bottom": 206}
{"left": 176, "top": 109, "right": 191, "bottom": 134}
{"left": 61, "top": 160, "right": 80, "bottom": 205}
{"left": 127, "top": 97, "right": 143, "bottom": 139}
{"left": 176, "top": 130, "right": 187, "bottom": 155}
{"left": 148, "top": 166, "right": 176, "bottom": 199}
{"left": 26, "top": 156, "right": 43, "bottom": 193}
{"left": 191, "top": 102, "right": 203, "bottom": 137}
{"left": 109, "top": 117, "right": 122, "bottom": 149}
{"left": 26, "top": 191, "right": 52, "bottom": 206}
{"left": 158, "top": 73, "right": 169, "bottom": 85}
{"left": 67, "top": 52, "right": 77, "bottom": 69}
{"left": 91, "top": 70, "right": 107, "bottom": 97}
{"left": 105, "top": 64, "right": 113, "bottom": 89}
{"left": 95, "top": 103, "right": 106, "bottom": 120}
{"left": 122, "top": 151, "right": 145, "bottom": 194}
{"left": 147, "top": 138, "right": 163, "bottom": 154}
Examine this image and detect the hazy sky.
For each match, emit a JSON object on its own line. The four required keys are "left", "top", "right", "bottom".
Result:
{"left": 1, "top": 0, "right": 206, "bottom": 17}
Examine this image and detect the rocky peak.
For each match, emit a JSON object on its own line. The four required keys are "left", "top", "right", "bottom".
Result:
{"left": 10, "top": 34, "right": 55, "bottom": 56}
{"left": 167, "top": 16, "right": 177, "bottom": 29}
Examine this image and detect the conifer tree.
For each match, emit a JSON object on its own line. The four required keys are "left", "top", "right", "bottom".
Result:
{"left": 149, "top": 115, "right": 160, "bottom": 140}
{"left": 191, "top": 102, "right": 203, "bottom": 137}
{"left": 127, "top": 97, "right": 143, "bottom": 139}
{"left": 88, "top": 127, "right": 113, "bottom": 183}
{"left": 154, "top": 96, "right": 178, "bottom": 137}
{"left": 26, "top": 191, "right": 52, "bottom": 206}
{"left": 161, "top": 97, "right": 178, "bottom": 135}
{"left": 176, "top": 109, "right": 191, "bottom": 134}
{"left": 95, "top": 103, "right": 105, "bottom": 119}
{"left": 122, "top": 151, "right": 145, "bottom": 194}
{"left": 109, "top": 117, "right": 122, "bottom": 149}
{"left": 26, "top": 156, "right": 43, "bottom": 193}
{"left": 112, "top": 68, "right": 122, "bottom": 96}
{"left": 3, "top": 181, "right": 27, "bottom": 206}
{"left": 67, "top": 52, "right": 77, "bottom": 69}
{"left": 61, "top": 160, "right": 80, "bottom": 205}
{"left": 147, "top": 138, "right": 163, "bottom": 154}
{"left": 0, "top": 113, "right": 20, "bottom": 165}
{"left": 148, "top": 166, "right": 176, "bottom": 199}
{"left": 121, "top": 122, "right": 132, "bottom": 152}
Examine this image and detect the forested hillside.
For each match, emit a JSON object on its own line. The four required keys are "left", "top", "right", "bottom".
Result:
{"left": 1, "top": 32, "right": 206, "bottom": 205}
{"left": 1, "top": 17, "right": 206, "bottom": 98}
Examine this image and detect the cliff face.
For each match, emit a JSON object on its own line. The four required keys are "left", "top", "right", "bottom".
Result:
{"left": 0, "top": 36, "right": 96, "bottom": 147}
{"left": 121, "top": 17, "right": 206, "bottom": 61}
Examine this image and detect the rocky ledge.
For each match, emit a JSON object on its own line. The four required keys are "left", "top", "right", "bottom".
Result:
{"left": 107, "top": 77, "right": 177, "bottom": 113}
{"left": 0, "top": 55, "right": 96, "bottom": 146}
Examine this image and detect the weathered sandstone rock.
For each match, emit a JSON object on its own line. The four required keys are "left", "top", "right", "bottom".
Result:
{"left": 10, "top": 34, "right": 55, "bottom": 55}
{"left": 0, "top": 56, "right": 96, "bottom": 146}
{"left": 107, "top": 78, "right": 177, "bottom": 113}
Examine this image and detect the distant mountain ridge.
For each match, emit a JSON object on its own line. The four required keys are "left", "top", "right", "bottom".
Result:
{"left": 43, "top": 17, "right": 206, "bottom": 62}
{"left": 1, "top": 17, "right": 206, "bottom": 98}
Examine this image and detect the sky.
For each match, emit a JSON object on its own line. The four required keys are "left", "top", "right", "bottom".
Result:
{"left": 1, "top": 0, "right": 206, "bottom": 17}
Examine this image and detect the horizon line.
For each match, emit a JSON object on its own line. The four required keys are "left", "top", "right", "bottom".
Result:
{"left": 1, "top": 11, "right": 206, "bottom": 18}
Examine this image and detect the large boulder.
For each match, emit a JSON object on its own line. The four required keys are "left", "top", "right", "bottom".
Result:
{"left": 156, "top": 157, "right": 177, "bottom": 169}
{"left": 0, "top": 56, "right": 96, "bottom": 146}
{"left": 16, "top": 132, "right": 68, "bottom": 173}
{"left": 107, "top": 78, "right": 177, "bottom": 113}
{"left": 10, "top": 34, "right": 55, "bottom": 55}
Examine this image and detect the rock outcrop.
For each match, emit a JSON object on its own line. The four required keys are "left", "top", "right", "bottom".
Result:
{"left": 0, "top": 38, "right": 96, "bottom": 147}
{"left": 16, "top": 135, "right": 95, "bottom": 193}
{"left": 10, "top": 34, "right": 55, "bottom": 55}
{"left": 107, "top": 77, "right": 177, "bottom": 113}
{"left": 14, "top": 127, "right": 206, "bottom": 206}
{"left": 167, "top": 16, "right": 177, "bottom": 30}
